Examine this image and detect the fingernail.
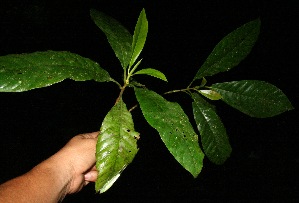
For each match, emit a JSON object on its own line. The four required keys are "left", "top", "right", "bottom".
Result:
{"left": 84, "top": 173, "right": 91, "bottom": 181}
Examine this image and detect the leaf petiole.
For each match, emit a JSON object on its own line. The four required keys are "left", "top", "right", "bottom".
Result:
{"left": 164, "top": 87, "right": 196, "bottom": 95}
{"left": 164, "top": 88, "right": 189, "bottom": 95}
{"left": 126, "top": 59, "right": 143, "bottom": 84}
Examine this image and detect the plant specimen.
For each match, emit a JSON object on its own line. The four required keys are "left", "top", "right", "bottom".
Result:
{"left": 0, "top": 8, "right": 293, "bottom": 194}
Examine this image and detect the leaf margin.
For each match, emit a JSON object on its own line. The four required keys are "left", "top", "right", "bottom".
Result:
{"left": 192, "top": 93, "right": 232, "bottom": 165}
{"left": 129, "top": 8, "right": 148, "bottom": 68}
{"left": 134, "top": 68, "right": 168, "bottom": 82}
{"left": 90, "top": 9, "right": 133, "bottom": 69}
{"left": 134, "top": 87, "right": 204, "bottom": 177}
{"left": 210, "top": 80, "right": 294, "bottom": 118}
{"left": 95, "top": 98, "right": 139, "bottom": 193}
{"left": 192, "top": 18, "right": 261, "bottom": 83}
{"left": 0, "top": 50, "right": 113, "bottom": 92}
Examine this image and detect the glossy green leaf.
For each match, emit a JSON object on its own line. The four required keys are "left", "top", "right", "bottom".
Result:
{"left": 134, "top": 68, "right": 167, "bottom": 82}
{"left": 197, "top": 89, "right": 222, "bottom": 100}
{"left": 192, "top": 93, "right": 231, "bottom": 165}
{"left": 192, "top": 18, "right": 261, "bottom": 82}
{"left": 130, "top": 8, "right": 148, "bottom": 67}
{"left": 90, "top": 9, "right": 132, "bottom": 69}
{"left": 0, "top": 51, "right": 112, "bottom": 92}
{"left": 95, "top": 99, "right": 139, "bottom": 193}
{"left": 135, "top": 88, "right": 204, "bottom": 177}
{"left": 211, "top": 80, "right": 294, "bottom": 118}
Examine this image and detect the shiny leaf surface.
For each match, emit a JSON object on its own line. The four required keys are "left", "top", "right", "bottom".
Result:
{"left": 130, "top": 9, "right": 148, "bottom": 67}
{"left": 192, "top": 93, "right": 231, "bottom": 164}
{"left": 90, "top": 9, "right": 132, "bottom": 69}
{"left": 193, "top": 18, "right": 261, "bottom": 82}
{"left": 135, "top": 88, "right": 204, "bottom": 177}
{"left": 95, "top": 99, "right": 139, "bottom": 193}
{"left": 211, "top": 80, "right": 294, "bottom": 118}
{"left": 0, "top": 51, "right": 112, "bottom": 92}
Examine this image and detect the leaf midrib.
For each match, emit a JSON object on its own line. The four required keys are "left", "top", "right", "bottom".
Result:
{"left": 199, "top": 30, "right": 254, "bottom": 78}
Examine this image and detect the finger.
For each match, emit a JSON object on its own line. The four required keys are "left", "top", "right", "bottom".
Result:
{"left": 84, "top": 170, "right": 98, "bottom": 182}
{"left": 80, "top": 131, "right": 99, "bottom": 139}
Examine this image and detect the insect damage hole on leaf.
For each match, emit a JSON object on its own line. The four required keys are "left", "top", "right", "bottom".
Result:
{"left": 95, "top": 99, "right": 139, "bottom": 193}
{"left": 0, "top": 7, "right": 294, "bottom": 199}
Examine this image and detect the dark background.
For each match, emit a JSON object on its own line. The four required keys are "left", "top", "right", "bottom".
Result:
{"left": 0, "top": 0, "right": 298, "bottom": 202}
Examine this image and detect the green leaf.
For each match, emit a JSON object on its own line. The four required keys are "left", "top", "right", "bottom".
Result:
{"left": 95, "top": 99, "right": 139, "bottom": 193}
{"left": 135, "top": 88, "right": 204, "bottom": 177}
{"left": 197, "top": 89, "right": 222, "bottom": 100}
{"left": 128, "top": 58, "right": 143, "bottom": 76}
{"left": 192, "top": 93, "right": 232, "bottom": 165}
{"left": 192, "top": 18, "right": 261, "bottom": 82}
{"left": 134, "top": 68, "right": 168, "bottom": 82}
{"left": 90, "top": 9, "right": 132, "bottom": 69}
{"left": 0, "top": 51, "right": 112, "bottom": 92}
{"left": 211, "top": 80, "right": 294, "bottom": 118}
{"left": 200, "top": 77, "right": 207, "bottom": 87}
{"left": 130, "top": 8, "right": 148, "bottom": 67}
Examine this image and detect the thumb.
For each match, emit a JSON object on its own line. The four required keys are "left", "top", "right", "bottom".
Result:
{"left": 84, "top": 170, "right": 98, "bottom": 182}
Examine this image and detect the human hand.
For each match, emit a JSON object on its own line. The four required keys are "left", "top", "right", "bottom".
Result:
{"left": 0, "top": 132, "right": 99, "bottom": 203}
{"left": 49, "top": 132, "right": 99, "bottom": 194}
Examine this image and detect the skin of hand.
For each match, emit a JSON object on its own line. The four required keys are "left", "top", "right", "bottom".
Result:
{"left": 54, "top": 132, "right": 99, "bottom": 193}
{"left": 0, "top": 132, "right": 99, "bottom": 203}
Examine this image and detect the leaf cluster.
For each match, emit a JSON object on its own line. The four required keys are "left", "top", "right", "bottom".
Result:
{"left": 0, "top": 8, "right": 293, "bottom": 194}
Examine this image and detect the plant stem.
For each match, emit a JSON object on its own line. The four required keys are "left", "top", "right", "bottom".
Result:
{"left": 123, "top": 68, "right": 127, "bottom": 84}
{"left": 187, "top": 80, "right": 194, "bottom": 88}
{"left": 111, "top": 78, "right": 122, "bottom": 89}
{"left": 115, "top": 83, "right": 127, "bottom": 104}
{"left": 126, "top": 59, "right": 143, "bottom": 84}
{"left": 164, "top": 87, "right": 197, "bottom": 95}
{"left": 129, "top": 104, "right": 138, "bottom": 112}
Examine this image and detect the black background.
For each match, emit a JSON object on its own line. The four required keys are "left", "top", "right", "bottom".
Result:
{"left": 0, "top": 0, "right": 298, "bottom": 202}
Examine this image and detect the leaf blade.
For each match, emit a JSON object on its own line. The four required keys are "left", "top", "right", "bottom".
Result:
{"left": 193, "top": 18, "right": 261, "bottom": 81}
{"left": 130, "top": 9, "right": 148, "bottom": 67}
{"left": 197, "top": 89, "right": 222, "bottom": 100}
{"left": 135, "top": 88, "right": 204, "bottom": 177}
{"left": 95, "top": 99, "right": 139, "bottom": 193}
{"left": 192, "top": 93, "right": 232, "bottom": 164}
{"left": 0, "top": 51, "right": 112, "bottom": 92}
{"left": 134, "top": 68, "right": 167, "bottom": 82}
{"left": 211, "top": 80, "right": 294, "bottom": 118}
{"left": 90, "top": 9, "right": 132, "bottom": 69}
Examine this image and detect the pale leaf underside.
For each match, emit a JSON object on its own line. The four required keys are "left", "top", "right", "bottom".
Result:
{"left": 96, "top": 99, "right": 139, "bottom": 193}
